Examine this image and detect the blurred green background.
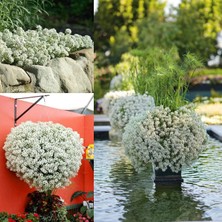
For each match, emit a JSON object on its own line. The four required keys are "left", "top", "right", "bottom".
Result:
{"left": 94, "top": 0, "right": 222, "bottom": 103}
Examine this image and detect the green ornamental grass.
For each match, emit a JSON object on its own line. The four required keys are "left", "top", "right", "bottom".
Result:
{"left": 131, "top": 47, "right": 203, "bottom": 111}
{"left": 0, "top": 0, "right": 51, "bottom": 31}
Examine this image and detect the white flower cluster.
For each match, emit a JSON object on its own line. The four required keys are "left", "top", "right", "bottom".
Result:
{"left": 0, "top": 26, "right": 93, "bottom": 67}
{"left": 122, "top": 106, "right": 208, "bottom": 173}
{"left": 3, "top": 121, "right": 84, "bottom": 192}
{"left": 101, "top": 90, "right": 135, "bottom": 115}
{"left": 110, "top": 94, "right": 155, "bottom": 132}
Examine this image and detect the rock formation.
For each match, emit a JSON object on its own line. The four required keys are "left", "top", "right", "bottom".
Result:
{"left": 0, "top": 48, "right": 94, "bottom": 93}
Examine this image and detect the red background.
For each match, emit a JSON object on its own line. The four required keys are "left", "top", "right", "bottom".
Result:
{"left": 0, "top": 95, "right": 94, "bottom": 214}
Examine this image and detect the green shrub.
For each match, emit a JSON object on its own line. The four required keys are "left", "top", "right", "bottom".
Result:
{"left": 44, "top": 0, "right": 93, "bottom": 29}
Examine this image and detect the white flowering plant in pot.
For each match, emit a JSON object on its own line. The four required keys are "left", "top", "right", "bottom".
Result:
{"left": 3, "top": 121, "right": 84, "bottom": 192}
{"left": 123, "top": 47, "right": 208, "bottom": 178}
{"left": 122, "top": 106, "right": 208, "bottom": 173}
{"left": 101, "top": 90, "right": 135, "bottom": 115}
{"left": 109, "top": 93, "right": 155, "bottom": 133}
{"left": 0, "top": 26, "right": 93, "bottom": 67}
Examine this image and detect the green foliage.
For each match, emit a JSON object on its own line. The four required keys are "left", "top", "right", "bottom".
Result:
{"left": 44, "top": 0, "right": 93, "bottom": 30}
{"left": 25, "top": 191, "right": 69, "bottom": 222}
{"left": 70, "top": 190, "right": 94, "bottom": 202}
{"left": 0, "top": 0, "right": 51, "bottom": 31}
{"left": 95, "top": 0, "right": 222, "bottom": 69}
{"left": 71, "top": 191, "right": 87, "bottom": 202}
{"left": 109, "top": 28, "right": 133, "bottom": 64}
{"left": 111, "top": 53, "right": 137, "bottom": 90}
{"left": 94, "top": 64, "right": 113, "bottom": 102}
{"left": 0, "top": 212, "right": 40, "bottom": 221}
{"left": 192, "top": 68, "right": 222, "bottom": 77}
{"left": 0, "top": 212, "right": 8, "bottom": 221}
{"left": 40, "top": 207, "right": 70, "bottom": 222}
{"left": 94, "top": 0, "right": 166, "bottom": 65}
{"left": 94, "top": 79, "right": 108, "bottom": 102}
{"left": 137, "top": 14, "right": 178, "bottom": 50}
{"left": 67, "top": 190, "right": 94, "bottom": 221}
{"left": 175, "top": 0, "right": 222, "bottom": 62}
{"left": 131, "top": 47, "right": 203, "bottom": 111}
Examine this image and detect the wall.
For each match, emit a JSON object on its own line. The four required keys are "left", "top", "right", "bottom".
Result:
{"left": 0, "top": 95, "right": 93, "bottom": 214}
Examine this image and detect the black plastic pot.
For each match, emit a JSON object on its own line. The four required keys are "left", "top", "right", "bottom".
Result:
{"left": 154, "top": 167, "right": 183, "bottom": 184}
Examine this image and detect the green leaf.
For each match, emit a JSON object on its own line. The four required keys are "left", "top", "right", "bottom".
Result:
{"left": 86, "top": 191, "right": 94, "bottom": 198}
{"left": 80, "top": 206, "right": 87, "bottom": 214}
{"left": 70, "top": 191, "right": 87, "bottom": 202}
{"left": 66, "top": 203, "right": 82, "bottom": 210}
{"left": 87, "top": 209, "right": 94, "bottom": 218}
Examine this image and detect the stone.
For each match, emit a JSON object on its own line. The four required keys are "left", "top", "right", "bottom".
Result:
{"left": 0, "top": 79, "right": 3, "bottom": 93}
{"left": 0, "top": 53, "right": 93, "bottom": 93}
{"left": 76, "top": 56, "right": 94, "bottom": 90}
{"left": 70, "top": 48, "right": 95, "bottom": 63}
{"left": 0, "top": 63, "right": 31, "bottom": 87}
{"left": 25, "top": 65, "right": 61, "bottom": 93}
{"left": 4, "top": 84, "right": 34, "bottom": 93}
{"left": 48, "top": 57, "right": 92, "bottom": 93}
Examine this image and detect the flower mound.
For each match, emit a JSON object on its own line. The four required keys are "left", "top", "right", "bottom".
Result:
{"left": 3, "top": 121, "right": 84, "bottom": 191}
{"left": 122, "top": 106, "right": 208, "bottom": 172}
{"left": 101, "top": 90, "right": 135, "bottom": 115}
{"left": 109, "top": 94, "right": 155, "bottom": 132}
{"left": 0, "top": 26, "right": 93, "bottom": 67}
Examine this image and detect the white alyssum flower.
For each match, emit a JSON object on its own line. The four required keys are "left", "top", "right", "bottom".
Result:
{"left": 0, "top": 26, "right": 93, "bottom": 67}
{"left": 3, "top": 121, "right": 84, "bottom": 192}
{"left": 122, "top": 106, "right": 208, "bottom": 173}
{"left": 110, "top": 94, "right": 155, "bottom": 132}
{"left": 101, "top": 90, "right": 135, "bottom": 115}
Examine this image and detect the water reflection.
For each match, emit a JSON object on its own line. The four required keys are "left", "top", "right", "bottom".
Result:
{"left": 122, "top": 184, "right": 211, "bottom": 222}
{"left": 95, "top": 140, "right": 222, "bottom": 221}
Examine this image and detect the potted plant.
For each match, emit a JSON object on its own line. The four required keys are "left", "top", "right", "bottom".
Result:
{"left": 109, "top": 93, "right": 155, "bottom": 141}
{"left": 101, "top": 90, "right": 135, "bottom": 115}
{"left": 3, "top": 121, "right": 84, "bottom": 221}
{"left": 122, "top": 47, "right": 208, "bottom": 183}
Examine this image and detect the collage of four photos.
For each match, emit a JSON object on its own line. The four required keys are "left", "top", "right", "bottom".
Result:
{"left": 1, "top": 0, "right": 222, "bottom": 221}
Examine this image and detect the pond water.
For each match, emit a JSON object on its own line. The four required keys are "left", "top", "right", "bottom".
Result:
{"left": 94, "top": 140, "right": 222, "bottom": 222}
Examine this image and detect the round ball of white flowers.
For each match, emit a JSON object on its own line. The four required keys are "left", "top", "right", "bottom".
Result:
{"left": 3, "top": 121, "right": 84, "bottom": 192}
{"left": 109, "top": 94, "right": 155, "bottom": 132}
{"left": 122, "top": 106, "right": 208, "bottom": 173}
{"left": 101, "top": 90, "right": 135, "bottom": 115}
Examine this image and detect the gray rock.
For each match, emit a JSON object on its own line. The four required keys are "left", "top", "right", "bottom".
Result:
{"left": 48, "top": 57, "right": 92, "bottom": 93}
{"left": 25, "top": 65, "right": 61, "bottom": 93}
{"left": 0, "top": 63, "right": 31, "bottom": 87}
{"left": 76, "top": 56, "right": 94, "bottom": 90}
{"left": 70, "top": 48, "right": 94, "bottom": 63}
{"left": 4, "top": 84, "right": 34, "bottom": 93}
{"left": 0, "top": 79, "right": 3, "bottom": 93}
{"left": 0, "top": 54, "right": 93, "bottom": 93}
